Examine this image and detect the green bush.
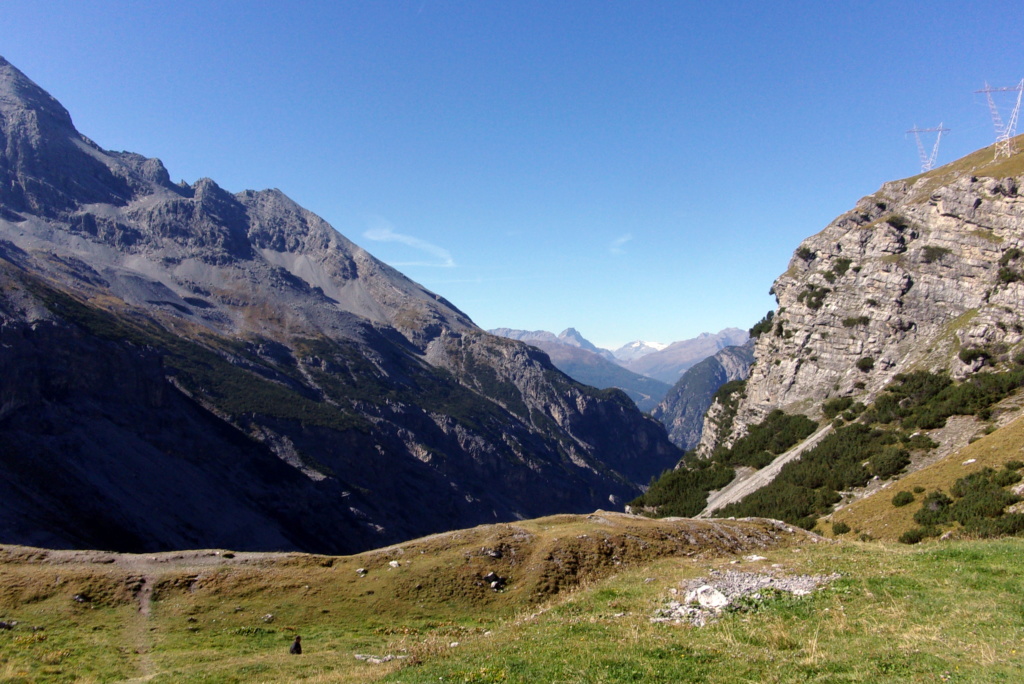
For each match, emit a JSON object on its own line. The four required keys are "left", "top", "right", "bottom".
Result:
{"left": 796, "top": 284, "right": 830, "bottom": 310}
{"left": 921, "top": 245, "right": 952, "bottom": 264}
{"left": 796, "top": 247, "right": 815, "bottom": 262}
{"left": 993, "top": 468, "right": 1023, "bottom": 487}
{"left": 902, "top": 433, "right": 938, "bottom": 451}
{"left": 892, "top": 491, "right": 915, "bottom": 507}
{"left": 913, "top": 491, "right": 953, "bottom": 526}
{"left": 948, "top": 469, "right": 1020, "bottom": 524}
{"left": 750, "top": 310, "right": 775, "bottom": 338}
{"left": 842, "top": 316, "right": 870, "bottom": 328}
{"left": 997, "top": 267, "right": 1023, "bottom": 284}
{"left": 822, "top": 397, "right": 854, "bottom": 419}
{"left": 958, "top": 347, "right": 991, "bottom": 365}
{"left": 832, "top": 258, "right": 852, "bottom": 277}
{"left": 899, "top": 528, "right": 925, "bottom": 545}
{"left": 870, "top": 447, "right": 911, "bottom": 479}
{"left": 856, "top": 357, "right": 875, "bottom": 372}
{"left": 885, "top": 214, "right": 910, "bottom": 230}
{"left": 999, "top": 247, "right": 1023, "bottom": 266}
{"left": 832, "top": 521, "right": 851, "bottom": 535}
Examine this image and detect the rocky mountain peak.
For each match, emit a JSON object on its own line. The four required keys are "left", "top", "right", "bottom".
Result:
{"left": 0, "top": 55, "right": 136, "bottom": 215}
{"left": 0, "top": 55, "right": 75, "bottom": 133}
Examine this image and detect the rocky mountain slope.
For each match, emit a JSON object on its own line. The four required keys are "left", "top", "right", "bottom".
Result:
{"left": 651, "top": 340, "right": 754, "bottom": 451}
{"left": 0, "top": 56, "right": 681, "bottom": 554}
{"left": 490, "top": 328, "right": 671, "bottom": 411}
{"left": 624, "top": 328, "right": 749, "bottom": 385}
{"left": 699, "top": 141, "right": 1024, "bottom": 456}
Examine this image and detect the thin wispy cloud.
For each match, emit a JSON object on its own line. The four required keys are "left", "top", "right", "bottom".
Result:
{"left": 609, "top": 233, "right": 633, "bottom": 255}
{"left": 363, "top": 219, "right": 455, "bottom": 268}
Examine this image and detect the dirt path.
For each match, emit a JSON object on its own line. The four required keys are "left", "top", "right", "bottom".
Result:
{"left": 101, "top": 549, "right": 292, "bottom": 683}
{"left": 698, "top": 424, "right": 834, "bottom": 517}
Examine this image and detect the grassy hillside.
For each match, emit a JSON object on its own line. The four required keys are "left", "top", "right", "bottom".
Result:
{"left": 2, "top": 514, "right": 1024, "bottom": 682}
{"left": 823, "top": 404, "right": 1024, "bottom": 543}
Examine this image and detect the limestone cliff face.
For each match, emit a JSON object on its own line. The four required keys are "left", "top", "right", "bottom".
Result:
{"left": 700, "top": 144, "right": 1024, "bottom": 454}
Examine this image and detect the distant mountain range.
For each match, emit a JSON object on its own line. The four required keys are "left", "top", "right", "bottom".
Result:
{"left": 651, "top": 340, "right": 755, "bottom": 451}
{"left": 620, "top": 328, "right": 750, "bottom": 385}
{"left": 490, "top": 328, "right": 671, "bottom": 412}
{"left": 489, "top": 327, "right": 751, "bottom": 413}
{"left": 0, "top": 56, "right": 682, "bottom": 554}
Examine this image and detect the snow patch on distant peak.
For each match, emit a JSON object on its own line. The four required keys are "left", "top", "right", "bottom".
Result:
{"left": 612, "top": 340, "right": 667, "bottom": 362}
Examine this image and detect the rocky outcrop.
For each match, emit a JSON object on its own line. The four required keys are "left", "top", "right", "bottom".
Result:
{"left": 700, "top": 143, "right": 1024, "bottom": 454}
{"left": 652, "top": 341, "right": 754, "bottom": 451}
{"left": 0, "top": 56, "right": 682, "bottom": 554}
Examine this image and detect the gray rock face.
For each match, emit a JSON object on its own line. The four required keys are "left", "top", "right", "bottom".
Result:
{"left": 700, "top": 146, "right": 1024, "bottom": 454}
{"left": 0, "top": 56, "right": 682, "bottom": 554}
{"left": 652, "top": 341, "right": 754, "bottom": 451}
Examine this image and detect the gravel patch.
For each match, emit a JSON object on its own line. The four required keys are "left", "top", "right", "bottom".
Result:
{"left": 652, "top": 569, "right": 841, "bottom": 626}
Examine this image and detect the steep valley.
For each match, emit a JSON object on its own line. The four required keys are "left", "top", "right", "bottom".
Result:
{"left": 0, "top": 55, "right": 681, "bottom": 554}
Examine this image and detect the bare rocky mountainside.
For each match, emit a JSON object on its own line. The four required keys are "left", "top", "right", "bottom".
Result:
{"left": 699, "top": 142, "right": 1024, "bottom": 457}
{"left": 0, "top": 56, "right": 682, "bottom": 554}
{"left": 652, "top": 340, "right": 754, "bottom": 451}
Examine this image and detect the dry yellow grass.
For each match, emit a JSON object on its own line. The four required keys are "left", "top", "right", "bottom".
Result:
{"left": 824, "top": 412, "right": 1024, "bottom": 541}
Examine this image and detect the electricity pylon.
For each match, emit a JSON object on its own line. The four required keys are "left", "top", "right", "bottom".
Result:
{"left": 906, "top": 124, "right": 949, "bottom": 172}
{"left": 976, "top": 80, "right": 1024, "bottom": 159}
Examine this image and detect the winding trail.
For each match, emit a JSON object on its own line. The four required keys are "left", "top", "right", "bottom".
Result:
{"left": 698, "top": 424, "right": 834, "bottom": 517}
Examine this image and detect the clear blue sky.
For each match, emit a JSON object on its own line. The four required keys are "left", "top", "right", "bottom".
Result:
{"left": 3, "top": 2, "right": 1022, "bottom": 349}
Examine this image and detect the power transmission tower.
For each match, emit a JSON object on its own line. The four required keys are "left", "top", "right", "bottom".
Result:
{"left": 975, "top": 80, "right": 1024, "bottom": 158}
{"left": 906, "top": 124, "right": 949, "bottom": 172}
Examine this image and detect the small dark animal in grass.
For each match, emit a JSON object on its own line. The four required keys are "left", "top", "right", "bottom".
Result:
{"left": 290, "top": 635, "right": 302, "bottom": 654}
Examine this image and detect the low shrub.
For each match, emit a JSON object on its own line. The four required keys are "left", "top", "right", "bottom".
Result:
{"left": 997, "top": 267, "right": 1023, "bottom": 284}
{"left": 921, "top": 245, "right": 952, "bottom": 264}
{"left": 958, "top": 347, "right": 991, "bottom": 365}
{"left": 999, "top": 247, "right": 1023, "bottom": 266}
{"left": 749, "top": 311, "right": 775, "bottom": 338}
{"left": 913, "top": 491, "right": 953, "bottom": 526}
{"left": 856, "top": 357, "right": 875, "bottom": 372}
{"left": 892, "top": 491, "right": 915, "bottom": 507}
{"left": 822, "top": 397, "right": 854, "bottom": 419}
{"left": 797, "top": 284, "right": 830, "bottom": 310}
{"left": 870, "top": 446, "right": 911, "bottom": 479}
{"left": 899, "top": 528, "right": 925, "bottom": 545}
{"left": 831, "top": 521, "right": 851, "bottom": 535}
{"left": 832, "top": 257, "right": 852, "bottom": 277}
{"left": 993, "top": 468, "right": 1023, "bottom": 487}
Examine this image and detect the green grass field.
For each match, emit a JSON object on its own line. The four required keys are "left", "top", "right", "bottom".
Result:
{"left": 2, "top": 513, "right": 1023, "bottom": 683}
